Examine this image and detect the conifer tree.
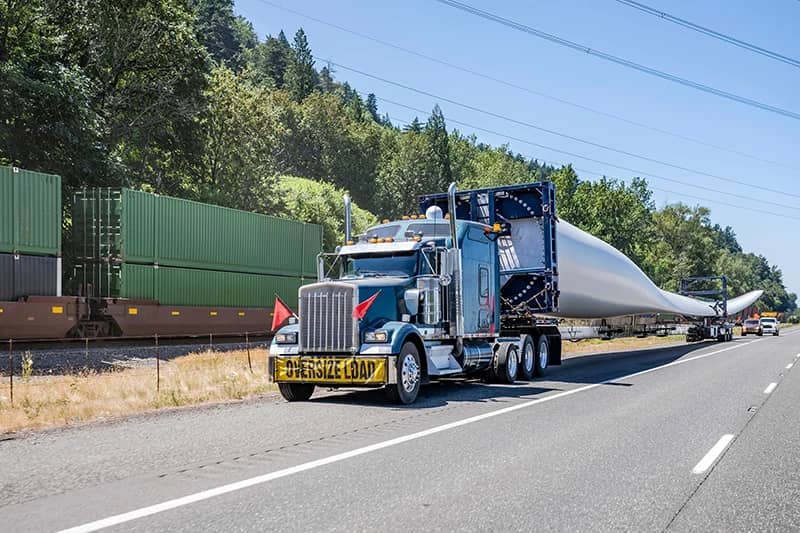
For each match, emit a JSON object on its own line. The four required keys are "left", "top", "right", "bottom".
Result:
{"left": 284, "top": 28, "right": 318, "bottom": 101}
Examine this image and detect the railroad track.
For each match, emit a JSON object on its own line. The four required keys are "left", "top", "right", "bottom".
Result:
{"left": 2, "top": 333, "right": 273, "bottom": 376}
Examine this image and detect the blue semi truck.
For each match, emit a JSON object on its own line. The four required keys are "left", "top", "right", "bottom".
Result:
{"left": 269, "top": 182, "right": 562, "bottom": 404}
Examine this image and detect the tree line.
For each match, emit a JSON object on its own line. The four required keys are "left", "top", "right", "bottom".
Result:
{"left": 0, "top": 0, "right": 795, "bottom": 313}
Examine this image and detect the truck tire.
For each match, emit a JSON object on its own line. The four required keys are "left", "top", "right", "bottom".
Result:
{"left": 278, "top": 383, "right": 315, "bottom": 402}
{"left": 518, "top": 335, "right": 535, "bottom": 381}
{"left": 492, "top": 343, "right": 518, "bottom": 384}
{"left": 386, "top": 342, "right": 421, "bottom": 404}
{"left": 533, "top": 335, "right": 550, "bottom": 377}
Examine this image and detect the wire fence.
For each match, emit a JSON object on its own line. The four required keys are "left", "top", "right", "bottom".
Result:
{"left": 1, "top": 332, "right": 274, "bottom": 408}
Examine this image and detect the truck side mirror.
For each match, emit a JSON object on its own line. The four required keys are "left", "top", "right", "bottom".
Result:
{"left": 404, "top": 288, "right": 421, "bottom": 315}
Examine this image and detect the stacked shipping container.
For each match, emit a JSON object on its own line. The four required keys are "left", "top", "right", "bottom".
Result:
{"left": 73, "top": 188, "right": 321, "bottom": 308}
{"left": 0, "top": 166, "right": 61, "bottom": 301}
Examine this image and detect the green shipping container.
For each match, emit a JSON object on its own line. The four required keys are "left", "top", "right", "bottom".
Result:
{"left": 75, "top": 262, "right": 305, "bottom": 308}
{"left": 73, "top": 188, "right": 321, "bottom": 278}
{"left": 0, "top": 166, "right": 61, "bottom": 256}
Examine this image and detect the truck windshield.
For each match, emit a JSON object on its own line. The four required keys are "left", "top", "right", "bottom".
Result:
{"left": 343, "top": 252, "right": 418, "bottom": 278}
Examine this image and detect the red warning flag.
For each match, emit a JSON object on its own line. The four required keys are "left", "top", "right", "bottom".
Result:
{"left": 271, "top": 295, "right": 294, "bottom": 331}
{"left": 352, "top": 290, "right": 381, "bottom": 320}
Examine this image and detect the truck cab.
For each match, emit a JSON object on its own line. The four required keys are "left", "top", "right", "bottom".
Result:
{"left": 270, "top": 183, "right": 562, "bottom": 404}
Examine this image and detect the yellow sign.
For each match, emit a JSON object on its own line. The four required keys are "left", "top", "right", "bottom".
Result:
{"left": 51, "top": 306, "right": 64, "bottom": 315}
{"left": 128, "top": 307, "right": 139, "bottom": 316}
{"left": 274, "top": 357, "right": 387, "bottom": 384}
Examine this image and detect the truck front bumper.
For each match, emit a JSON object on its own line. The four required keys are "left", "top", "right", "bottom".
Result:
{"left": 268, "top": 354, "right": 397, "bottom": 387}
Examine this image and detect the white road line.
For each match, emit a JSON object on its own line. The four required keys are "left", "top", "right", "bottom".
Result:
{"left": 57, "top": 339, "right": 760, "bottom": 533}
{"left": 692, "top": 434, "right": 735, "bottom": 474}
{"left": 764, "top": 382, "right": 778, "bottom": 394}
{"left": 787, "top": 363, "right": 793, "bottom": 370}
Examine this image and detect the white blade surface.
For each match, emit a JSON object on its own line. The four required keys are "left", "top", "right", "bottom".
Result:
{"left": 551, "top": 220, "right": 763, "bottom": 319}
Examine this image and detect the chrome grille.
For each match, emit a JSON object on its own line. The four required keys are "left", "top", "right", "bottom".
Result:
{"left": 299, "top": 283, "right": 356, "bottom": 353}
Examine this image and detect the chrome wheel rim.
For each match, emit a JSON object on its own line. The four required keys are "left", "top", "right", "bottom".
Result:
{"left": 523, "top": 343, "right": 535, "bottom": 374}
{"left": 539, "top": 341, "right": 549, "bottom": 369}
{"left": 507, "top": 347, "right": 518, "bottom": 378}
{"left": 401, "top": 353, "right": 420, "bottom": 393}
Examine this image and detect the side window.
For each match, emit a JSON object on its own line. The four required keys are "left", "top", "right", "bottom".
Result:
{"left": 479, "top": 267, "right": 489, "bottom": 300}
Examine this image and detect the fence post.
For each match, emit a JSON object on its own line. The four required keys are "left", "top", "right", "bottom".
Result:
{"left": 245, "top": 332, "right": 253, "bottom": 374}
{"left": 155, "top": 334, "right": 160, "bottom": 393}
{"left": 84, "top": 337, "right": 89, "bottom": 369}
{"left": 209, "top": 333, "right": 213, "bottom": 352}
{"left": 8, "top": 339, "right": 13, "bottom": 406}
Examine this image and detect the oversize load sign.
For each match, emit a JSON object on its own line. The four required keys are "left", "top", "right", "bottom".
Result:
{"left": 274, "top": 357, "right": 387, "bottom": 384}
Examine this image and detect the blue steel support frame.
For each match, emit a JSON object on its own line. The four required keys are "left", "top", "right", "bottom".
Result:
{"left": 419, "top": 182, "right": 559, "bottom": 314}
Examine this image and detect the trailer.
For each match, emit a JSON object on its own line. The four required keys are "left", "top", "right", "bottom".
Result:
{"left": 680, "top": 276, "right": 734, "bottom": 343}
{"left": 269, "top": 182, "right": 764, "bottom": 404}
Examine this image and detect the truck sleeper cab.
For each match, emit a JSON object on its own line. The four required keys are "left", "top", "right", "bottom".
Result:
{"left": 270, "top": 183, "right": 562, "bottom": 404}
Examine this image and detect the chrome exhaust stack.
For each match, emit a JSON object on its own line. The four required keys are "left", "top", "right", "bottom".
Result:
{"left": 343, "top": 193, "right": 352, "bottom": 243}
{"left": 447, "top": 183, "right": 465, "bottom": 340}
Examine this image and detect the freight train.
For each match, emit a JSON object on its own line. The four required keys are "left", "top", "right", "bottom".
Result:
{"left": 0, "top": 166, "right": 322, "bottom": 340}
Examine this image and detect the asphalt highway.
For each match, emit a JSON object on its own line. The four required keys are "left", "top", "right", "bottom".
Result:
{"left": 1, "top": 330, "right": 799, "bottom": 532}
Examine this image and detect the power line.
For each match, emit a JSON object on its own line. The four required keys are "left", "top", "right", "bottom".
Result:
{"left": 255, "top": 0, "right": 800, "bottom": 171}
{"left": 374, "top": 94, "right": 800, "bottom": 212}
{"left": 433, "top": 0, "right": 800, "bottom": 121}
{"left": 387, "top": 113, "right": 800, "bottom": 222}
{"left": 324, "top": 58, "right": 800, "bottom": 200}
{"left": 614, "top": 0, "right": 800, "bottom": 69}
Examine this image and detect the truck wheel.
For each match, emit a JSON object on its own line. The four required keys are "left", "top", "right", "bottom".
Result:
{"left": 278, "top": 383, "right": 315, "bottom": 402}
{"left": 533, "top": 335, "right": 550, "bottom": 377}
{"left": 386, "top": 342, "right": 421, "bottom": 404}
{"left": 492, "top": 343, "right": 518, "bottom": 384}
{"left": 742, "top": 332, "right": 747, "bottom": 336}
{"left": 518, "top": 335, "right": 535, "bottom": 380}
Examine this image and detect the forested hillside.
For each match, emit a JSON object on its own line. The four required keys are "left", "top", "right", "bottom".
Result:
{"left": 0, "top": 1, "right": 795, "bottom": 312}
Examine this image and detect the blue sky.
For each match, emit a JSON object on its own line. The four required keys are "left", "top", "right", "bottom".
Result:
{"left": 236, "top": 0, "right": 800, "bottom": 297}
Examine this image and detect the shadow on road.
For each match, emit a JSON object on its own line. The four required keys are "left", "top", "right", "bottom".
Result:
{"left": 310, "top": 339, "right": 735, "bottom": 409}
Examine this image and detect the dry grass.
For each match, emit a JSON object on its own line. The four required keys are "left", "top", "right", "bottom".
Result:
{"left": 562, "top": 334, "right": 687, "bottom": 357}
{"left": 0, "top": 348, "right": 274, "bottom": 435}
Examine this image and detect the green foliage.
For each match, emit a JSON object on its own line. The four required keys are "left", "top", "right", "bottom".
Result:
{"left": 284, "top": 28, "right": 317, "bottom": 102}
{"left": 0, "top": 9, "right": 794, "bottom": 315}
{"left": 275, "top": 176, "right": 376, "bottom": 250}
{"left": 191, "top": 0, "right": 250, "bottom": 70}
{"left": 195, "top": 67, "right": 282, "bottom": 211}
{"left": 246, "top": 30, "right": 292, "bottom": 88}
{"left": 376, "top": 129, "right": 441, "bottom": 217}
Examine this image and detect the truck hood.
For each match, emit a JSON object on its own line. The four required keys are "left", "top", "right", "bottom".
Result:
{"left": 337, "top": 277, "right": 414, "bottom": 326}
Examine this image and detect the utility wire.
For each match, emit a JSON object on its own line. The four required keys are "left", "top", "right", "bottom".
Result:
{"left": 374, "top": 94, "right": 800, "bottom": 212}
{"left": 255, "top": 0, "right": 800, "bottom": 171}
{"left": 433, "top": 0, "right": 800, "bottom": 121}
{"left": 324, "top": 57, "right": 800, "bottom": 200}
{"left": 614, "top": 0, "right": 800, "bottom": 69}
{"left": 388, "top": 112, "right": 800, "bottom": 222}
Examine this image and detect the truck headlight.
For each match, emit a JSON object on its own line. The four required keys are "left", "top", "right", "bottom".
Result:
{"left": 275, "top": 332, "right": 298, "bottom": 344}
{"left": 364, "top": 330, "right": 390, "bottom": 343}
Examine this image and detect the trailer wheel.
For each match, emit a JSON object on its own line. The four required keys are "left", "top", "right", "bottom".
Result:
{"left": 492, "top": 343, "right": 518, "bottom": 384}
{"left": 386, "top": 342, "right": 421, "bottom": 404}
{"left": 533, "top": 335, "right": 550, "bottom": 377}
{"left": 518, "top": 335, "right": 535, "bottom": 380}
{"left": 278, "top": 383, "right": 315, "bottom": 402}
